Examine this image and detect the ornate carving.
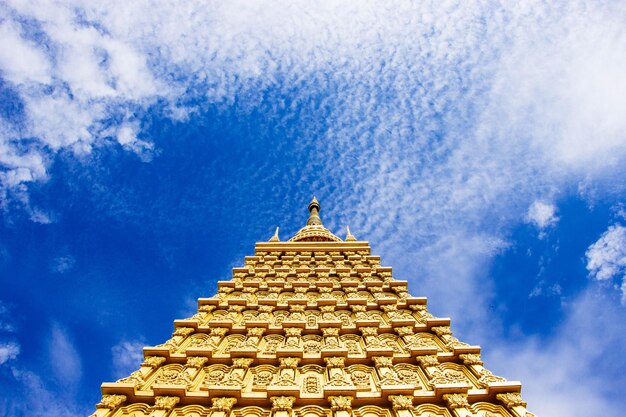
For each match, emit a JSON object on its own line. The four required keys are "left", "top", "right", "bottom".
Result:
{"left": 271, "top": 396, "right": 296, "bottom": 411}
{"left": 395, "top": 326, "right": 414, "bottom": 337}
{"left": 329, "top": 395, "right": 353, "bottom": 411}
{"left": 397, "top": 369, "right": 422, "bottom": 387}
{"left": 304, "top": 376, "right": 320, "bottom": 393}
{"left": 212, "top": 397, "right": 237, "bottom": 412}
{"left": 389, "top": 395, "right": 414, "bottom": 410}
{"left": 211, "top": 327, "right": 229, "bottom": 337}
{"left": 345, "top": 340, "right": 361, "bottom": 354}
{"left": 459, "top": 353, "right": 483, "bottom": 366}
{"left": 429, "top": 369, "right": 469, "bottom": 386}
{"left": 96, "top": 394, "right": 127, "bottom": 409}
{"left": 142, "top": 356, "right": 166, "bottom": 369}
{"left": 156, "top": 368, "right": 192, "bottom": 386}
{"left": 378, "top": 369, "right": 403, "bottom": 386}
{"left": 324, "top": 356, "right": 345, "bottom": 368}
{"left": 322, "top": 327, "right": 340, "bottom": 337}
{"left": 478, "top": 369, "right": 507, "bottom": 387}
{"left": 415, "top": 355, "right": 439, "bottom": 367}
{"left": 186, "top": 356, "right": 209, "bottom": 369}
{"left": 204, "top": 369, "right": 226, "bottom": 385}
{"left": 361, "top": 327, "right": 378, "bottom": 338}
{"left": 496, "top": 392, "right": 526, "bottom": 407}
{"left": 173, "top": 327, "right": 195, "bottom": 337}
{"left": 304, "top": 340, "right": 321, "bottom": 354}
{"left": 117, "top": 370, "right": 144, "bottom": 386}
{"left": 247, "top": 327, "right": 265, "bottom": 337}
{"left": 254, "top": 370, "right": 274, "bottom": 387}
{"left": 233, "top": 357, "right": 254, "bottom": 368}
{"left": 153, "top": 396, "right": 180, "bottom": 410}
{"left": 431, "top": 326, "right": 452, "bottom": 336}
{"left": 279, "top": 357, "right": 300, "bottom": 368}
{"left": 285, "top": 327, "right": 302, "bottom": 337}
{"left": 443, "top": 393, "right": 470, "bottom": 409}
{"left": 373, "top": 356, "right": 393, "bottom": 368}
{"left": 350, "top": 370, "right": 370, "bottom": 386}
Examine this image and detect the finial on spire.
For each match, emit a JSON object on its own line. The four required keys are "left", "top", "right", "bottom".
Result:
{"left": 306, "top": 197, "right": 323, "bottom": 226}
{"left": 269, "top": 227, "right": 280, "bottom": 242}
{"left": 345, "top": 225, "right": 357, "bottom": 241}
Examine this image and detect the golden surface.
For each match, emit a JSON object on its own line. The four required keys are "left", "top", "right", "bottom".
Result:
{"left": 93, "top": 200, "right": 533, "bottom": 417}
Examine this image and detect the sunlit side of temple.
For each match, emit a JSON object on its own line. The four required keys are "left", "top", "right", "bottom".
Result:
{"left": 93, "top": 198, "right": 534, "bottom": 417}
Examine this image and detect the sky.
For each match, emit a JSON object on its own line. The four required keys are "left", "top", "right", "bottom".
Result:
{"left": 0, "top": 0, "right": 626, "bottom": 416}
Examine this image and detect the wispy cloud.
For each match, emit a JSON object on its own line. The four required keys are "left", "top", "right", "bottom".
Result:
{"left": 1, "top": 1, "right": 625, "bottom": 415}
{"left": 111, "top": 339, "right": 144, "bottom": 379}
{"left": 48, "top": 322, "right": 82, "bottom": 386}
{"left": 488, "top": 287, "right": 626, "bottom": 415}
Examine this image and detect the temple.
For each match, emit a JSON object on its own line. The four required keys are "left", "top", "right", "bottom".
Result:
{"left": 92, "top": 199, "right": 534, "bottom": 417}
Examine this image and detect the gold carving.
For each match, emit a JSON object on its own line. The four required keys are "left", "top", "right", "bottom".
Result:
{"left": 116, "top": 370, "right": 144, "bottom": 385}
{"left": 186, "top": 356, "right": 208, "bottom": 368}
{"left": 443, "top": 393, "right": 469, "bottom": 409}
{"left": 212, "top": 397, "right": 237, "bottom": 412}
{"left": 173, "top": 327, "right": 195, "bottom": 337}
{"left": 233, "top": 358, "right": 254, "bottom": 368}
{"left": 496, "top": 392, "right": 526, "bottom": 407}
{"left": 350, "top": 370, "right": 370, "bottom": 386}
{"left": 324, "top": 356, "right": 345, "bottom": 368}
{"left": 153, "top": 396, "right": 180, "bottom": 410}
{"left": 254, "top": 370, "right": 274, "bottom": 387}
{"left": 304, "top": 376, "right": 320, "bottom": 393}
{"left": 91, "top": 201, "right": 532, "bottom": 416}
{"left": 373, "top": 356, "right": 393, "bottom": 367}
{"left": 478, "top": 369, "right": 507, "bottom": 387}
{"left": 156, "top": 368, "right": 192, "bottom": 386}
{"left": 271, "top": 396, "right": 296, "bottom": 411}
{"left": 329, "top": 396, "right": 353, "bottom": 411}
{"left": 389, "top": 395, "right": 413, "bottom": 410}
{"left": 96, "top": 394, "right": 127, "bottom": 409}
{"left": 142, "top": 356, "right": 166, "bottom": 369}
{"left": 204, "top": 369, "right": 226, "bottom": 385}
{"left": 279, "top": 357, "right": 300, "bottom": 368}
{"left": 459, "top": 353, "right": 483, "bottom": 366}
{"left": 416, "top": 355, "right": 439, "bottom": 367}
{"left": 429, "top": 369, "right": 469, "bottom": 386}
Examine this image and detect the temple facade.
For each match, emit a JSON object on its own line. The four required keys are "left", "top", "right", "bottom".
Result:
{"left": 92, "top": 199, "right": 534, "bottom": 417}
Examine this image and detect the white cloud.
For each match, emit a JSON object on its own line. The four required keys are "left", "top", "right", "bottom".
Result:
{"left": 487, "top": 288, "right": 626, "bottom": 416}
{"left": 526, "top": 200, "right": 559, "bottom": 232}
{"left": 586, "top": 224, "right": 626, "bottom": 303}
{"left": 0, "top": 342, "right": 20, "bottom": 364}
{"left": 51, "top": 254, "right": 75, "bottom": 273}
{"left": 111, "top": 339, "right": 144, "bottom": 379}
{"left": 7, "top": 367, "right": 87, "bottom": 417}
{"left": 0, "top": 2, "right": 625, "bottom": 414}
{"left": 48, "top": 323, "right": 82, "bottom": 386}
{"left": 0, "top": 20, "right": 52, "bottom": 85}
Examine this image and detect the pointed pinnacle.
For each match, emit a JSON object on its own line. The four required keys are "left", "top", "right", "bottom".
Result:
{"left": 345, "top": 225, "right": 357, "bottom": 241}
{"left": 269, "top": 227, "right": 280, "bottom": 242}
{"left": 306, "top": 197, "right": 323, "bottom": 226}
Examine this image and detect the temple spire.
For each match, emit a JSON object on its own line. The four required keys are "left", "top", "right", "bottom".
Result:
{"left": 269, "top": 227, "right": 280, "bottom": 242}
{"left": 289, "top": 197, "right": 342, "bottom": 242}
{"left": 306, "top": 197, "right": 323, "bottom": 226}
{"left": 345, "top": 225, "right": 357, "bottom": 241}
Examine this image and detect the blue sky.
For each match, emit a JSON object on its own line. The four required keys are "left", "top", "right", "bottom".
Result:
{"left": 1, "top": 1, "right": 626, "bottom": 416}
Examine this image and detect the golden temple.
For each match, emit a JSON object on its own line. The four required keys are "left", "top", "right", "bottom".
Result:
{"left": 92, "top": 199, "right": 534, "bottom": 417}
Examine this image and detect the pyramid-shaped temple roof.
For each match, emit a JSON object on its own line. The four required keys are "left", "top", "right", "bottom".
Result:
{"left": 92, "top": 199, "right": 534, "bottom": 417}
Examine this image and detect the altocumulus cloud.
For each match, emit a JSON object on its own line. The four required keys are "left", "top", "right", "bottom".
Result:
{"left": 1, "top": 1, "right": 626, "bottom": 416}
{"left": 586, "top": 224, "right": 626, "bottom": 303}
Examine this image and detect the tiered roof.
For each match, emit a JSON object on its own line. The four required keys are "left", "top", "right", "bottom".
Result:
{"left": 92, "top": 199, "right": 533, "bottom": 417}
